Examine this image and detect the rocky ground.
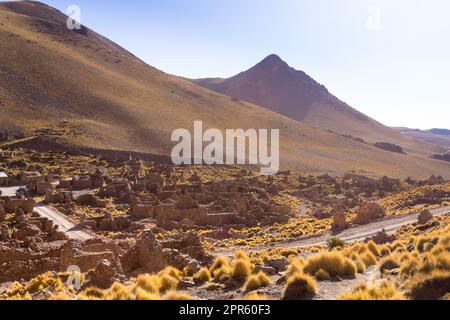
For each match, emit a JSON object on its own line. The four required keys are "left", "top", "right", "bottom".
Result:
{"left": 0, "top": 148, "right": 449, "bottom": 300}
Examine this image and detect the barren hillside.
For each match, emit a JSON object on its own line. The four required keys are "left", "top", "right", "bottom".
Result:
{"left": 0, "top": 1, "right": 449, "bottom": 178}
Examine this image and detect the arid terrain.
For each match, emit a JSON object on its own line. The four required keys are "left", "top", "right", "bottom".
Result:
{"left": 1, "top": 1, "right": 450, "bottom": 178}
{"left": 0, "top": 148, "right": 449, "bottom": 300}
{"left": 0, "top": 1, "right": 450, "bottom": 301}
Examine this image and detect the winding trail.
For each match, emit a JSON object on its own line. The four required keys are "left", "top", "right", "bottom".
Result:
{"left": 34, "top": 205, "right": 95, "bottom": 241}
{"left": 215, "top": 206, "right": 450, "bottom": 256}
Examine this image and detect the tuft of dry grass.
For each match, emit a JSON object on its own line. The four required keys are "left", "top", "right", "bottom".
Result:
{"left": 244, "top": 271, "right": 270, "bottom": 292}
{"left": 136, "top": 274, "right": 162, "bottom": 294}
{"left": 243, "top": 293, "right": 270, "bottom": 300}
{"left": 134, "top": 287, "right": 160, "bottom": 300}
{"left": 303, "top": 252, "right": 357, "bottom": 278}
{"left": 283, "top": 272, "right": 317, "bottom": 300}
{"left": 162, "top": 291, "right": 193, "bottom": 300}
{"left": 339, "top": 281, "right": 405, "bottom": 300}
{"left": 160, "top": 275, "right": 179, "bottom": 293}
{"left": 193, "top": 267, "right": 211, "bottom": 284}
{"left": 314, "top": 269, "right": 331, "bottom": 281}
{"left": 231, "top": 259, "right": 253, "bottom": 282}
{"left": 407, "top": 270, "right": 450, "bottom": 300}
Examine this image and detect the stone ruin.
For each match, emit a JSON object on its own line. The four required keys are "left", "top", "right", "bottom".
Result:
{"left": 354, "top": 202, "right": 386, "bottom": 225}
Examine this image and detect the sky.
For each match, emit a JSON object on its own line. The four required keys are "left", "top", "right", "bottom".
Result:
{"left": 30, "top": 0, "right": 450, "bottom": 129}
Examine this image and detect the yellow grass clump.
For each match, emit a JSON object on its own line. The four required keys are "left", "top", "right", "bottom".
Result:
{"left": 160, "top": 274, "right": 179, "bottom": 293}
{"left": 243, "top": 293, "right": 270, "bottom": 300}
{"left": 193, "top": 267, "right": 211, "bottom": 284}
{"left": 244, "top": 271, "right": 270, "bottom": 291}
{"left": 136, "top": 274, "right": 162, "bottom": 293}
{"left": 210, "top": 256, "right": 231, "bottom": 273}
{"left": 339, "top": 281, "right": 405, "bottom": 300}
{"left": 407, "top": 270, "right": 450, "bottom": 300}
{"left": 134, "top": 287, "right": 160, "bottom": 300}
{"left": 231, "top": 259, "right": 253, "bottom": 282}
{"left": 162, "top": 291, "right": 193, "bottom": 300}
{"left": 303, "top": 252, "right": 357, "bottom": 278}
{"left": 283, "top": 272, "right": 317, "bottom": 300}
{"left": 314, "top": 269, "right": 331, "bottom": 281}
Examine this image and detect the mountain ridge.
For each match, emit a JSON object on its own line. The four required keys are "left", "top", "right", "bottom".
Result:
{"left": 1, "top": 1, "right": 449, "bottom": 178}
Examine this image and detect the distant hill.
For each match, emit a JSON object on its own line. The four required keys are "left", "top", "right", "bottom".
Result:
{"left": 428, "top": 129, "right": 450, "bottom": 136}
{"left": 1, "top": 1, "right": 449, "bottom": 178}
{"left": 396, "top": 128, "right": 450, "bottom": 148}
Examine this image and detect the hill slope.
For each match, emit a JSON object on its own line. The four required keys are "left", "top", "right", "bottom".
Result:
{"left": 192, "top": 55, "right": 430, "bottom": 148}
{"left": 0, "top": 1, "right": 449, "bottom": 178}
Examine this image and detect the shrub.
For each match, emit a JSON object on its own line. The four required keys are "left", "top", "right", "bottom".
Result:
{"left": 210, "top": 256, "right": 231, "bottom": 272}
{"left": 136, "top": 274, "right": 161, "bottom": 293}
{"left": 339, "top": 281, "right": 405, "bottom": 300}
{"left": 231, "top": 259, "right": 252, "bottom": 281}
{"left": 380, "top": 246, "right": 391, "bottom": 257}
{"left": 360, "top": 252, "right": 377, "bottom": 267}
{"left": 104, "top": 282, "right": 132, "bottom": 300}
{"left": 158, "top": 266, "right": 182, "bottom": 279}
{"left": 367, "top": 241, "right": 381, "bottom": 257}
{"left": 314, "top": 269, "right": 331, "bottom": 281}
{"left": 213, "top": 264, "right": 232, "bottom": 283}
{"left": 379, "top": 256, "right": 401, "bottom": 272}
{"left": 193, "top": 267, "right": 211, "bottom": 284}
{"left": 303, "top": 252, "right": 357, "bottom": 278}
{"left": 243, "top": 293, "right": 269, "bottom": 300}
{"left": 160, "top": 275, "right": 179, "bottom": 293}
{"left": 408, "top": 270, "right": 450, "bottom": 300}
{"left": 135, "top": 287, "right": 160, "bottom": 300}
{"left": 283, "top": 272, "right": 316, "bottom": 300}
{"left": 78, "top": 287, "right": 104, "bottom": 300}
{"left": 163, "top": 291, "right": 193, "bottom": 300}
{"left": 326, "top": 237, "right": 346, "bottom": 250}
{"left": 235, "top": 251, "right": 250, "bottom": 261}
{"left": 244, "top": 271, "right": 270, "bottom": 291}
{"left": 285, "top": 258, "right": 305, "bottom": 279}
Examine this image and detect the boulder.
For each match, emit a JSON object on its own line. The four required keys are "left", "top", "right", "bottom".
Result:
{"left": 354, "top": 203, "right": 386, "bottom": 225}
{"left": 13, "top": 223, "right": 41, "bottom": 240}
{"left": 267, "top": 256, "right": 289, "bottom": 271}
{"left": 86, "top": 259, "right": 120, "bottom": 289}
{"left": 136, "top": 230, "right": 165, "bottom": 273}
{"left": 331, "top": 211, "right": 348, "bottom": 231}
{"left": 418, "top": 210, "right": 433, "bottom": 225}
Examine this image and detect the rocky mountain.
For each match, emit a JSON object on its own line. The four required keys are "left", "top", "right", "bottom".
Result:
{"left": 0, "top": 1, "right": 449, "bottom": 178}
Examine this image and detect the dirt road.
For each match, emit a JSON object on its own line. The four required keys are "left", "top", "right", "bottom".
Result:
{"left": 34, "top": 205, "right": 94, "bottom": 241}
{"left": 216, "top": 206, "right": 450, "bottom": 256}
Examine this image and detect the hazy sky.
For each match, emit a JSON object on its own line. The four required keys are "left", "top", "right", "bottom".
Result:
{"left": 34, "top": 0, "right": 450, "bottom": 129}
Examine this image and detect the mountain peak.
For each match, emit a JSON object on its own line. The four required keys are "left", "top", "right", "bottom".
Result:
{"left": 258, "top": 54, "right": 288, "bottom": 68}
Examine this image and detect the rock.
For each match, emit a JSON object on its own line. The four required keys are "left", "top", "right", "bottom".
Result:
{"left": 331, "top": 211, "right": 348, "bottom": 231}
{"left": 0, "top": 223, "right": 10, "bottom": 242}
{"left": 136, "top": 230, "right": 165, "bottom": 273}
{"left": 76, "top": 194, "right": 98, "bottom": 206}
{"left": 367, "top": 229, "right": 397, "bottom": 244}
{"left": 418, "top": 210, "right": 433, "bottom": 225}
{"left": 267, "top": 256, "right": 289, "bottom": 271}
{"left": 177, "top": 279, "right": 196, "bottom": 289}
{"left": 354, "top": 203, "right": 386, "bottom": 225}
{"left": 0, "top": 205, "right": 5, "bottom": 222}
{"left": 187, "top": 259, "right": 201, "bottom": 275}
{"left": 176, "top": 196, "right": 199, "bottom": 209}
{"left": 0, "top": 130, "right": 8, "bottom": 142}
{"left": 13, "top": 223, "right": 41, "bottom": 240}
{"left": 86, "top": 259, "right": 120, "bottom": 289}
{"left": 254, "top": 265, "right": 277, "bottom": 275}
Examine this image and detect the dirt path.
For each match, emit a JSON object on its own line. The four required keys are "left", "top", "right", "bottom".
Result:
{"left": 215, "top": 206, "right": 450, "bottom": 256}
{"left": 34, "top": 205, "right": 95, "bottom": 241}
